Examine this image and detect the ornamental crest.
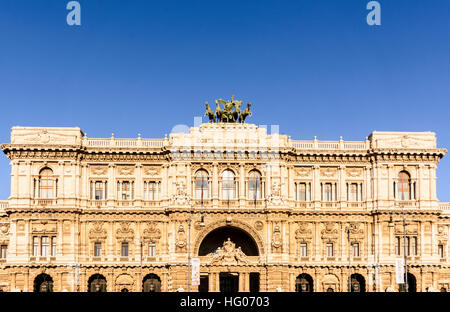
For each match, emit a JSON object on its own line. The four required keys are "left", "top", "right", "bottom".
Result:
{"left": 142, "top": 222, "right": 161, "bottom": 242}
{"left": 321, "top": 222, "right": 339, "bottom": 240}
{"left": 271, "top": 225, "right": 282, "bottom": 251}
{"left": 176, "top": 225, "right": 187, "bottom": 251}
{"left": 88, "top": 221, "right": 107, "bottom": 241}
{"left": 116, "top": 222, "right": 134, "bottom": 242}
{"left": 348, "top": 223, "right": 364, "bottom": 239}
{"left": 295, "top": 222, "right": 312, "bottom": 240}
{"left": 0, "top": 223, "right": 9, "bottom": 236}
{"left": 208, "top": 238, "right": 248, "bottom": 265}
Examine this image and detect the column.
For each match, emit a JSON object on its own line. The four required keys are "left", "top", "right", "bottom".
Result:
{"left": 313, "top": 165, "right": 320, "bottom": 203}
{"left": 339, "top": 165, "right": 346, "bottom": 202}
{"left": 135, "top": 163, "right": 143, "bottom": 200}
{"left": 212, "top": 164, "right": 218, "bottom": 200}
{"left": 107, "top": 164, "right": 115, "bottom": 201}
{"left": 239, "top": 164, "right": 245, "bottom": 200}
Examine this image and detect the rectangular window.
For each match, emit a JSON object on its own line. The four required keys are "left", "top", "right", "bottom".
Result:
{"left": 148, "top": 243, "right": 156, "bottom": 257}
{"left": 326, "top": 243, "right": 333, "bottom": 257}
{"left": 325, "top": 183, "right": 332, "bottom": 201}
{"left": 145, "top": 181, "right": 159, "bottom": 201}
{"left": 121, "top": 242, "right": 129, "bottom": 257}
{"left": 438, "top": 244, "right": 444, "bottom": 258}
{"left": 51, "top": 236, "right": 56, "bottom": 257}
{"left": 0, "top": 245, "right": 7, "bottom": 259}
{"left": 395, "top": 236, "right": 401, "bottom": 256}
{"left": 411, "top": 237, "right": 418, "bottom": 256}
{"left": 349, "top": 183, "right": 357, "bottom": 201}
{"left": 94, "top": 242, "right": 102, "bottom": 257}
{"left": 33, "top": 236, "right": 39, "bottom": 256}
{"left": 299, "top": 183, "right": 307, "bottom": 201}
{"left": 352, "top": 242, "right": 360, "bottom": 257}
{"left": 405, "top": 237, "right": 410, "bottom": 256}
{"left": 299, "top": 243, "right": 307, "bottom": 257}
{"left": 95, "top": 181, "right": 104, "bottom": 200}
{"left": 122, "top": 182, "right": 131, "bottom": 200}
{"left": 41, "top": 236, "right": 49, "bottom": 257}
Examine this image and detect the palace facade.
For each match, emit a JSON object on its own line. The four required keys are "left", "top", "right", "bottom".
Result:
{"left": 0, "top": 122, "right": 449, "bottom": 292}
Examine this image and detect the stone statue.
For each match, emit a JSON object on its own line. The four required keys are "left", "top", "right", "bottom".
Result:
{"left": 204, "top": 102, "right": 215, "bottom": 123}
{"left": 239, "top": 102, "right": 252, "bottom": 123}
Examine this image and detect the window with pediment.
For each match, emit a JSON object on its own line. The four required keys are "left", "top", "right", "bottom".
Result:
{"left": 248, "top": 170, "right": 262, "bottom": 200}
{"left": 195, "top": 170, "right": 209, "bottom": 200}
{"left": 35, "top": 168, "right": 57, "bottom": 199}
{"left": 221, "top": 169, "right": 237, "bottom": 200}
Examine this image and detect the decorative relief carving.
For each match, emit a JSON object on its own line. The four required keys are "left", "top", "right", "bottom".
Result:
{"left": 295, "top": 222, "right": 312, "bottom": 241}
{"left": 346, "top": 168, "right": 363, "bottom": 177}
{"left": 394, "top": 223, "right": 418, "bottom": 235}
{"left": 143, "top": 166, "right": 160, "bottom": 176}
{"left": 321, "top": 222, "right": 339, "bottom": 241}
{"left": 271, "top": 225, "right": 282, "bottom": 251}
{"left": 267, "top": 181, "right": 285, "bottom": 206}
{"left": 348, "top": 222, "right": 364, "bottom": 240}
{"left": 116, "top": 222, "right": 134, "bottom": 242}
{"left": 142, "top": 222, "right": 161, "bottom": 243}
{"left": 0, "top": 223, "right": 10, "bottom": 236}
{"left": 89, "top": 221, "right": 107, "bottom": 241}
{"left": 208, "top": 238, "right": 248, "bottom": 265}
{"left": 31, "top": 221, "right": 57, "bottom": 234}
{"left": 320, "top": 167, "right": 337, "bottom": 178}
{"left": 296, "top": 167, "right": 312, "bottom": 177}
{"left": 117, "top": 166, "right": 134, "bottom": 176}
{"left": 91, "top": 166, "right": 108, "bottom": 175}
{"left": 171, "top": 181, "right": 190, "bottom": 206}
{"left": 254, "top": 221, "right": 264, "bottom": 231}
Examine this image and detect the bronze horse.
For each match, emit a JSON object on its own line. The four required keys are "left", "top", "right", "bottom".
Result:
{"left": 204, "top": 102, "right": 215, "bottom": 122}
{"left": 239, "top": 102, "right": 252, "bottom": 123}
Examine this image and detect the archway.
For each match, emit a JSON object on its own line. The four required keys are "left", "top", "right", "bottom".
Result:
{"left": 143, "top": 274, "right": 161, "bottom": 292}
{"left": 88, "top": 274, "right": 107, "bottom": 292}
{"left": 198, "top": 226, "right": 259, "bottom": 256}
{"left": 399, "top": 273, "right": 417, "bottom": 292}
{"left": 295, "top": 273, "right": 313, "bottom": 292}
{"left": 34, "top": 273, "right": 53, "bottom": 292}
{"left": 350, "top": 274, "right": 366, "bottom": 292}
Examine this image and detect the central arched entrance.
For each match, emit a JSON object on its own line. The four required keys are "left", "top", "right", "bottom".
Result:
{"left": 198, "top": 226, "right": 259, "bottom": 256}
{"left": 197, "top": 225, "right": 261, "bottom": 293}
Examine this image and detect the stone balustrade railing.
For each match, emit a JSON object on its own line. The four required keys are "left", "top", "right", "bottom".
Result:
{"left": 0, "top": 200, "right": 8, "bottom": 209}
{"left": 85, "top": 138, "right": 165, "bottom": 148}
{"left": 439, "top": 202, "right": 450, "bottom": 212}
{"left": 83, "top": 136, "right": 369, "bottom": 151}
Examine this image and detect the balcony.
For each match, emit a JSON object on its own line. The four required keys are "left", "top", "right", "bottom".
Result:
{"left": 33, "top": 199, "right": 57, "bottom": 206}
{"left": 88, "top": 200, "right": 108, "bottom": 208}
{"left": 0, "top": 200, "right": 8, "bottom": 209}
{"left": 218, "top": 200, "right": 239, "bottom": 209}
{"left": 395, "top": 201, "right": 418, "bottom": 208}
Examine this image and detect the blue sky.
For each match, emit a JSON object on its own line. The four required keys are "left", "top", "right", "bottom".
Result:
{"left": 0, "top": 0, "right": 449, "bottom": 200}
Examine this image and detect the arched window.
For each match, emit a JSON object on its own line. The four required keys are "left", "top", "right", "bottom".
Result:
{"left": 143, "top": 274, "right": 161, "bottom": 292}
{"left": 88, "top": 274, "right": 107, "bottom": 292}
{"left": 195, "top": 170, "right": 209, "bottom": 200}
{"left": 248, "top": 170, "right": 262, "bottom": 200}
{"left": 398, "top": 171, "right": 412, "bottom": 200}
{"left": 350, "top": 274, "right": 366, "bottom": 292}
{"left": 34, "top": 273, "right": 53, "bottom": 292}
{"left": 295, "top": 274, "right": 313, "bottom": 292}
{"left": 38, "top": 168, "right": 55, "bottom": 199}
{"left": 221, "top": 170, "right": 236, "bottom": 200}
